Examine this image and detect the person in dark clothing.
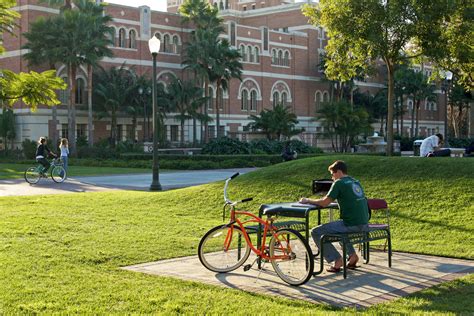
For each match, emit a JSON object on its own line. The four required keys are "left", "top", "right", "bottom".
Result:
{"left": 465, "top": 141, "right": 474, "bottom": 157}
{"left": 281, "top": 142, "right": 297, "bottom": 161}
{"left": 35, "top": 137, "right": 57, "bottom": 175}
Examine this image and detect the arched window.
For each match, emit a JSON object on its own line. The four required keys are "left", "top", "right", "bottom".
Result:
{"left": 314, "top": 91, "right": 322, "bottom": 111}
{"left": 207, "top": 87, "right": 213, "bottom": 110}
{"left": 281, "top": 91, "right": 288, "bottom": 106}
{"left": 241, "top": 90, "right": 249, "bottom": 110}
{"left": 59, "top": 77, "right": 69, "bottom": 104}
{"left": 250, "top": 90, "right": 257, "bottom": 111}
{"left": 219, "top": 1, "right": 224, "bottom": 10}
{"left": 272, "top": 49, "right": 277, "bottom": 64}
{"left": 240, "top": 45, "right": 246, "bottom": 61}
{"left": 118, "top": 28, "right": 126, "bottom": 48}
{"left": 218, "top": 87, "right": 224, "bottom": 110}
{"left": 272, "top": 91, "right": 279, "bottom": 108}
{"left": 172, "top": 35, "right": 179, "bottom": 53}
{"left": 154, "top": 33, "right": 161, "bottom": 50}
{"left": 248, "top": 46, "right": 253, "bottom": 63}
{"left": 230, "top": 22, "right": 236, "bottom": 46}
{"left": 75, "top": 78, "right": 85, "bottom": 105}
{"left": 323, "top": 91, "right": 329, "bottom": 102}
{"left": 129, "top": 30, "right": 136, "bottom": 49}
{"left": 284, "top": 51, "right": 290, "bottom": 66}
{"left": 163, "top": 34, "right": 170, "bottom": 53}
{"left": 278, "top": 50, "right": 283, "bottom": 66}
{"left": 108, "top": 27, "right": 115, "bottom": 46}
{"left": 254, "top": 47, "right": 259, "bottom": 63}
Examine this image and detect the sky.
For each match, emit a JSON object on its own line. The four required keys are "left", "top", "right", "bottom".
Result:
{"left": 106, "top": 0, "right": 167, "bottom": 12}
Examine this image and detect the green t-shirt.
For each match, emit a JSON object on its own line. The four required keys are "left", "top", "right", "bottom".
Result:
{"left": 327, "top": 176, "right": 369, "bottom": 226}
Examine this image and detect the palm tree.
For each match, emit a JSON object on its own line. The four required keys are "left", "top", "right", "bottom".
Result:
{"left": 248, "top": 104, "right": 302, "bottom": 140}
{"left": 74, "top": 0, "right": 114, "bottom": 146}
{"left": 93, "top": 64, "right": 137, "bottom": 146}
{"left": 39, "top": 0, "right": 72, "bottom": 12}
{"left": 23, "top": 0, "right": 113, "bottom": 153}
{"left": 180, "top": 0, "right": 223, "bottom": 143}
{"left": 209, "top": 39, "right": 242, "bottom": 138}
{"left": 167, "top": 77, "right": 206, "bottom": 145}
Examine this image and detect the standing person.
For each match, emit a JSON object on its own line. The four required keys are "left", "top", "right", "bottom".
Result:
{"left": 281, "top": 141, "right": 297, "bottom": 161}
{"left": 59, "top": 138, "right": 69, "bottom": 174}
{"left": 35, "top": 137, "right": 57, "bottom": 176}
{"left": 299, "top": 160, "right": 369, "bottom": 272}
{"left": 419, "top": 133, "right": 451, "bottom": 157}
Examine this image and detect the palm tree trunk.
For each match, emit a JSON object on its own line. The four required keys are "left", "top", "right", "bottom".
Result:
{"left": 415, "top": 100, "right": 420, "bottom": 138}
{"left": 400, "top": 96, "right": 404, "bottom": 137}
{"left": 52, "top": 106, "right": 58, "bottom": 147}
{"left": 385, "top": 60, "right": 395, "bottom": 156}
{"left": 410, "top": 99, "right": 415, "bottom": 138}
{"left": 215, "top": 80, "right": 221, "bottom": 139}
{"left": 181, "top": 121, "right": 185, "bottom": 146}
{"left": 204, "top": 77, "right": 209, "bottom": 143}
{"left": 111, "top": 109, "right": 117, "bottom": 147}
{"left": 87, "top": 64, "right": 93, "bottom": 147}
{"left": 68, "top": 64, "right": 77, "bottom": 156}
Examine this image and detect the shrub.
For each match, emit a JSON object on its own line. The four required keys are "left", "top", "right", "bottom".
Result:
{"left": 201, "top": 137, "right": 251, "bottom": 155}
{"left": 21, "top": 139, "right": 37, "bottom": 159}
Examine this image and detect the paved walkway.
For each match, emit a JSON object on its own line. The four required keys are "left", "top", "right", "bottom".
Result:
{"left": 124, "top": 249, "right": 474, "bottom": 308}
{"left": 0, "top": 168, "right": 256, "bottom": 197}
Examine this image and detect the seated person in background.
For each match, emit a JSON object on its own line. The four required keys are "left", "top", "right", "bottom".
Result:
{"left": 281, "top": 142, "right": 297, "bottom": 161}
{"left": 420, "top": 133, "right": 451, "bottom": 157}
{"left": 465, "top": 141, "right": 474, "bottom": 157}
{"left": 35, "top": 137, "right": 57, "bottom": 175}
{"left": 299, "top": 160, "right": 369, "bottom": 272}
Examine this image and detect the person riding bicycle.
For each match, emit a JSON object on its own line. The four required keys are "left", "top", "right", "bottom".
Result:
{"left": 35, "top": 137, "right": 57, "bottom": 176}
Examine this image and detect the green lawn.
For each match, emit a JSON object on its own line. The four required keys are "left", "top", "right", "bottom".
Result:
{"left": 0, "top": 163, "right": 151, "bottom": 179}
{"left": 0, "top": 156, "right": 473, "bottom": 314}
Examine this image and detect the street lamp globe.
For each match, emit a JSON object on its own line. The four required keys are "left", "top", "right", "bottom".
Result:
{"left": 148, "top": 36, "right": 161, "bottom": 55}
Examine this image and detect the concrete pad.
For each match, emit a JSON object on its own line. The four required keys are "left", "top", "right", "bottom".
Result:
{"left": 123, "top": 250, "right": 474, "bottom": 308}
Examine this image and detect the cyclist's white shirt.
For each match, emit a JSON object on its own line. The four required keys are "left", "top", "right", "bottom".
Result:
{"left": 36, "top": 155, "right": 44, "bottom": 159}
{"left": 420, "top": 135, "right": 439, "bottom": 157}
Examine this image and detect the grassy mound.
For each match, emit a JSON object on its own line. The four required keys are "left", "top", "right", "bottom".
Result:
{"left": 0, "top": 155, "right": 472, "bottom": 313}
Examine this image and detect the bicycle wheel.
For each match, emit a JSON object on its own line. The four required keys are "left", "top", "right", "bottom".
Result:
{"left": 24, "top": 167, "right": 41, "bottom": 184}
{"left": 269, "top": 228, "right": 314, "bottom": 286}
{"left": 51, "top": 166, "right": 66, "bottom": 183}
{"left": 198, "top": 225, "right": 251, "bottom": 273}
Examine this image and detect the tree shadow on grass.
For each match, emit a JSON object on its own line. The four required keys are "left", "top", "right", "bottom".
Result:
{"left": 392, "top": 212, "right": 474, "bottom": 235}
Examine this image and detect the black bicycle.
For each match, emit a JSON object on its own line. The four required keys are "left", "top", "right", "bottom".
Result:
{"left": 24, "top": 158, "right": 67, "bottom": 184}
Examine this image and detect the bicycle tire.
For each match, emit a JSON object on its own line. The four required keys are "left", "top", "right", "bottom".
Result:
{"left": 51, "top": 166, "right": 66, "bottom": 183}
{"left": 269, "top": 228, "right": 314, "bottom": 286}
{"left": 24, "top": 167, "right": 41, "bottom": 184}
{"left": 198, "top": 225, "right": 251, "bottom": 273}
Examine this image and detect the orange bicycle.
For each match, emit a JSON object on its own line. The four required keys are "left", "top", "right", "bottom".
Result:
{"left": 198, "top": 173, "right": 314, "bottom": 286}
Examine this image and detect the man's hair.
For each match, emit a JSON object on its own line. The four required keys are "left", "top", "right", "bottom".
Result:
{"left": 328, "top": 160, "right": 347, "bottom": 174}
{"left": 38, "top": 137, "right": 46, "bottom": 144}
{"left": 435, "top": 133, "right": 444, "bottom": 141}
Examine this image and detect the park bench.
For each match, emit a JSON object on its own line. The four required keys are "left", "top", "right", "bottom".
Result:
{"left": 315, "top": 198, "right": 392, "bottom": 279}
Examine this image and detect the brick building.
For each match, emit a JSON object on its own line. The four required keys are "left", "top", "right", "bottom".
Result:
{"left": 1, "top": 0, "right": 451, "bottom": 149}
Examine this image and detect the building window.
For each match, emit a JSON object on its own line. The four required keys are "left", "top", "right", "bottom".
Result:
{"left": 117, "top": 124, "right": 123, "bottom": 141}
{"left": 207, "top": 87, "right": 213, "bottom": 110}
{"left": 129, "top": 30, "right": 136, "bottom": 49}
{"left": 254, "top": 47, "right": 259, "bottom": 63}
{"left": 75, "top": 78, "right": 85, "bottom": 105}
{"left": 61, "top": 124, "right": 68, "bottom": 139}
{"left": 170, "top": 125, "right": 179, "bottom": 142}
{"left": 218, "top": 87, "right": 224, "bottom": 110}
{"left": 248, "top": 46, "right": 253, "bottom": 62}
{"left": 272, "top": 49, "right": 277, "bottom": 64}
{"left": 76, "top": 124, "right": 87, "bottom": 139}
{"left": 315, "top": 91, "right": 322, "bottom": 111}
{"left": 230, "top": 22, "right": 236, "bottom": 46}
{"left": 59, "top": 77, "right": 69, "bottom": 104}
{"left": 126, "top": 124, "right": 134, "bottom": 140}
{"left": 208, "top": 125, "right": 216, "bottom": 139}
{"left": 284, "top": 51, "right": 290, "bottom": 66}
{"left": 241, "top": 90, "right": 248, "bottom": 110}
{"left": 240, "top": 45, "right": 247, "bottom": 61}
{"left": 281, "top": 92, "right": 288, "bottom": 106}
{"left": 252, "top": 4, "right": 255, "bottom": 9}
{"left": 108, "top": 27, "right": 115, "bottom": 46}
{"left": 272, "top": 91, "right": 279, "bottom": 108}
{"left": 163, "top": 34, "right": 170, "bottom": 53}
{"left": 172, "top": 35, "right": 180, "bottom": 53}
{"left": 263, "top": 27, "right": 268, "bottom": 51}
{"left": 118, "top": 28, "right": 126, "bottom": 48}
{"left": 250, "top": 90, "right": 257, "bottom": 111}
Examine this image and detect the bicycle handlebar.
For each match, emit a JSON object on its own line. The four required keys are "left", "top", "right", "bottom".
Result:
{"left": 223, "top": 172, "right": 252, "bottom": 205}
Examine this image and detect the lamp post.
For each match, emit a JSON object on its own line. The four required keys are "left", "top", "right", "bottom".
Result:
{"left": 442, "top": 71, "right": 453, "bottom": 143}
{"left": 148, "top": 35, "right": 162, "bottom": 191}
{"left": 138, "top": 87, "right": 146, "bottom": 142}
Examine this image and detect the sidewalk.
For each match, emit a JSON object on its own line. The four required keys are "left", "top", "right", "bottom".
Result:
{"left": 0, "top": 168, "right": 257, "bottom": 197}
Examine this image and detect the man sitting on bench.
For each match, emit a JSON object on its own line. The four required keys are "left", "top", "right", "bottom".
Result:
{"left": 299, "top": 160, "right": 369, "bottom": 273}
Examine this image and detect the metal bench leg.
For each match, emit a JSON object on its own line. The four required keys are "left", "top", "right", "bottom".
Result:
{"left": 313, "top": 235, "right": 326, "bottom": 276}
{"left": 387, "top": 230, "right": 392, "bottom": 267}
{"left": 342, "top": 239, "right": 347, "bottom": 279}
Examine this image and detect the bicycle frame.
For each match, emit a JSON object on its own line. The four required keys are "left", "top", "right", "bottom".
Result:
{"left": 225, "top": 206, "right": 295, "bottom": 262}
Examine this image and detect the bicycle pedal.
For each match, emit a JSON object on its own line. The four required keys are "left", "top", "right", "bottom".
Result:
{"left": 243, "top": 264, "right": 252, "bottom": 271}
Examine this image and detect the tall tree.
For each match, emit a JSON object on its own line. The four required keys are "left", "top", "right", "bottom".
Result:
{"left": 93, "top": 64, "right": 136, "bottom": 146}
{"left": 303, "top": 0, "right": 458, "bottom": 155}
{"left": 247, "top": 104, "right": 302, "bottom": 140}
{"left": 167, "top": 77, "right": 206, "bottom": 146}
{"left": 209, "top": 39, "right": 243, "bottom": 138}
{"left": 181, "top": 0, "right": 223, "bottom": 143}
